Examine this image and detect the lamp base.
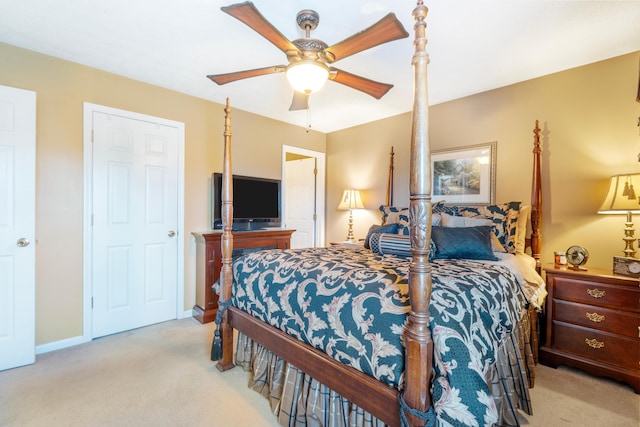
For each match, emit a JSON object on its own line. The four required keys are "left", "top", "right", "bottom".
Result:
{"left": 622, "top": 212, "right": 636, "bottom": 258}
{"left": 345, "top": 208, "right": 355, "bottom": 242}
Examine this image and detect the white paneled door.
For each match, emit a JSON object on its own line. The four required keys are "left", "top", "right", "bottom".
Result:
{"left": 285, "top": 157, "right": 317, "bottom": 248}
{"left": 91, "top": 110, "right": 179, "bottom": 338}
{"left": 0, "top": 85, "right": 36, "bottom": 371}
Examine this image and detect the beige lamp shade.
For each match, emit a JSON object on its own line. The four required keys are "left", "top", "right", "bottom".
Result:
{"left": 338, "top": 189, "right": 365, "bottom": 210}
{"left": 598, "top": 174, "right": 640, "bottom": 214}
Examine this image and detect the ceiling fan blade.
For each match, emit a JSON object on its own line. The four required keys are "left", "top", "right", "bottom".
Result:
{"left": 207, "top": 65, "right": 284, "bottom": 85}
{"left": 324, "top": 13, "right": 409, "bottom": 62}
{"left": 222, "top": 2, "right": 298, "bottom": 54}
{"left": 289, "top": 91, "right": 309, "bottom": 111}
{"left": 329, "top": 68, "right": 393, "bottom": 99}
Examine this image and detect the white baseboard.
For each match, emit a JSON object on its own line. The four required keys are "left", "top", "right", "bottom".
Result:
{"left": 36, "top": 335, "right": 89, "bottom": 355}
{"left": 36, "top": 312, "right": 195, "bottom": 354}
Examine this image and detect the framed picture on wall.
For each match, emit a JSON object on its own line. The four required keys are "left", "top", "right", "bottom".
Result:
{"left": 432, "top": 142, "right": 496, "bottom": 205}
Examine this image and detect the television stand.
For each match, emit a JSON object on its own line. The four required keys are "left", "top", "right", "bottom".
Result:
{"left": 191, "top": 229, "right": 295, "bottom": 323}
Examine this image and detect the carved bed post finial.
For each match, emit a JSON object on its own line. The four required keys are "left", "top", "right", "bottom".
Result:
{"left": 530, "top": 120, "right": 542, "bottom": 273}
{"left": 215, "top": 98, "right": 236, "bottom": 371}
{"left": 402, "top": 1, "right": 435, "bottom": 425}
{"left": 387, "top": 146, "right": 395, "bottom": 206}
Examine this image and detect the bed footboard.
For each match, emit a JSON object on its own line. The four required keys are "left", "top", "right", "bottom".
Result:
{"left": 228, "top": 307, "right": 401, "bottom": 426}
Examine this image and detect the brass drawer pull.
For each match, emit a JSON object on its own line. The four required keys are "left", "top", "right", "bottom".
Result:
{"left": 585, "top": 338, "right": 605, "bottom": 349}
{"left": 585, "top": 312, "right": 605, "bottom": 323}
{"left": 587, "top": 288, "right": 606, "bottom": 298}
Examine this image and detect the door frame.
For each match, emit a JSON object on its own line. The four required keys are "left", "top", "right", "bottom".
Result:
{"left": 282, "top": 145, "right": 325, "bottom": 247}
{"left": 82, "top": 103, "right": 185, "bottom": 342}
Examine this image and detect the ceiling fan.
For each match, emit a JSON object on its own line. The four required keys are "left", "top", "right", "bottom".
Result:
{"left": 207, "top": 2, "right": 409, "bottom": 111}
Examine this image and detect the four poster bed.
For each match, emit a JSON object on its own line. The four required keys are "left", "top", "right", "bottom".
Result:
{"left": 211, "top": 2, "right": 545, "bottom": 426}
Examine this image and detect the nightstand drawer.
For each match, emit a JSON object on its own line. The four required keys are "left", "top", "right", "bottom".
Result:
{"left": 553, "top": 276, "right": 640, "bottom": 312}
{"left": 554, "top": 299, "right": 640, "bottom": 338}
{"left": 553, "top": 321, "right": 640, "bottom": 371}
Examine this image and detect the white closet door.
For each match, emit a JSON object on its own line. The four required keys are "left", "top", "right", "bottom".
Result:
{"left": 91, "top": 111, "right": 179, "bottom": 338}
{"left": 0, "top": 85, "right": 36, "bottom": 371}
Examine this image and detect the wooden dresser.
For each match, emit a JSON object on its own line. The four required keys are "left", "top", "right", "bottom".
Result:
{"left": 540, "top": 265, "right": 640, "bottom": 393}
{"left": 191, "top": 229, "right": 294, "bottom": 323}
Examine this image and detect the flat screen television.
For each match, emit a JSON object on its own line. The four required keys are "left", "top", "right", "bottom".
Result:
{"left": 212, "top": 173, "right": 281, "bottom": 230}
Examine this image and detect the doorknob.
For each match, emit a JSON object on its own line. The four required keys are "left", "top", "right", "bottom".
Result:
{"left": 16, "top": 238, "right": 30, "bottom": 247}
{"left": 168, "top": 230, "right": 176, "bottom": 237}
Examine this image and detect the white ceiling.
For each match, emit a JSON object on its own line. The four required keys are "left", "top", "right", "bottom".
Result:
{"left": 1, "top": 1, "right": 639, "bottom": 133}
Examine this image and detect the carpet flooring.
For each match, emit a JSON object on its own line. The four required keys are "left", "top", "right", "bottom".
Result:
{"left": 1, "top": 318, "right": 638, "bottom": 426}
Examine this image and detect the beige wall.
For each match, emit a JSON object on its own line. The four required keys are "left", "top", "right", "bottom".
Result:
{"left": 327, "top": 52, "right": 640, "bottom": 271}
{"left": 3, "top": 38, "right": 638, "bottom": 347}
{"left": 0, "top": 42, "right": 326, "bottom": 346}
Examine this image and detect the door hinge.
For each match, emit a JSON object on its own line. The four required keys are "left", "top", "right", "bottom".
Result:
{"left": 91, "top": 129, "right": 94, "bottom": 143}
{"left": 313, "top": 168, "right": 318, "bottom": 176}
{"left": 91, "top": 214, "right": 94, "bottom": 226}
{"left": 91, "top": 297, "right": 94, "bottom": 309}
{"left": 313, "top": 214, "right": 317, "bottom": 221}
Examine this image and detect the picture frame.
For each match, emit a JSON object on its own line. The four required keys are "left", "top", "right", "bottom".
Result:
{"left": 432, "top": 142, "right": 496, "bottom": 205}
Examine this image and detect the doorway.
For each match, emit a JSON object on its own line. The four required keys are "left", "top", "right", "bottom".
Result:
{"left": 83, "top": 103, "right": 184, "bottom": 339}
{"left": 282, "top": 145, "right": 325, "bottom": 248}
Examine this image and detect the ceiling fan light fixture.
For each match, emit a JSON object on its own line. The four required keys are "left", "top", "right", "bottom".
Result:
{"left": 286, "top": 61, "right": 329, "bottom": 94}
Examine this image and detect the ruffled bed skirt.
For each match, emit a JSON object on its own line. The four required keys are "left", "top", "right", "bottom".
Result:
{"left": 234, "top": 311, "right": 535, "bottom": 427}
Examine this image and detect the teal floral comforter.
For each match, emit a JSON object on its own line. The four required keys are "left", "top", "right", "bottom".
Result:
{"left": 231, "top": 245, "right": 529, "bottom": 427}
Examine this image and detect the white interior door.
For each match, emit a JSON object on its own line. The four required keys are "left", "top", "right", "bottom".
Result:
{"left": 285, "top": 157, "right": 317, "bottom": 248}
{"left": 91, "top": 111, "right": 179, "bottom": 338}
{"left": 0, "top": 85, "right": 36, "bottom": 370}
{"left": 282, "top": 145, "right": 325, "bottom": 248}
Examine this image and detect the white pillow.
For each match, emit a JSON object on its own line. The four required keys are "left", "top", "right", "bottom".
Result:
{"left": 432, "top": 213, "right": 442, "bottom": 226}
{"left": 515, "top": 205, "right": 531, "bottom": 255}
{"left": 440, "top": 213, "right": 507, "bottom": 253}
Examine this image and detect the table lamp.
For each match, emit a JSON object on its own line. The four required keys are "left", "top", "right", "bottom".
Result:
{"left": 337, "top": 189, "right": 364, "bottom": 242}
{"left": 598, "top": 174, "right": 640, "bottom": 258}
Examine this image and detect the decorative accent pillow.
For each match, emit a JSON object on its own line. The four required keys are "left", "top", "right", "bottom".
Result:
{"left": 377, "top": 233, "right": 412, "bottom": 257}
{"left": 364, "top": 223, "right": 399, "bottom": 249}
{"left": 431, "top": 226, "right": 498, "bottom": 261}
{"left": 379, "top": 205, "right": 407, "bottom": 225}
{"left": 379, "top": 201, "right": 445, "bottom": 235}
{"left": 371, "top": 233, "right": 436, "bottom": 261}
{"left": 456, "top": 202, "right": 521, "bottom": 254}
{"left": 432, "top": 202, "right": 460, "bottom": 216}
{"left": 440, "top": 213, "right": 506, "bottom": 253}
{"left": 369, "top": 232, "right": 382, "bottom": 254}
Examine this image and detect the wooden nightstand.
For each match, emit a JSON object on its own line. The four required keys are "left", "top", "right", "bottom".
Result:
{"left": 540, "top": 265, "right": 640, "bottom": 393}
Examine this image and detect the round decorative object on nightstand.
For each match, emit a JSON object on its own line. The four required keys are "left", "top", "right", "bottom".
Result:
{"left": 566, "top": 245, "right": 589, "bottom": 270}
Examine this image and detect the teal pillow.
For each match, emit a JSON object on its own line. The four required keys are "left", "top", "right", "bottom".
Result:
{"left": 364, "top": 223, "right": 399, "bottom": 249}
{"left": 431, "top": 226, "right": 498, "bottom": 261}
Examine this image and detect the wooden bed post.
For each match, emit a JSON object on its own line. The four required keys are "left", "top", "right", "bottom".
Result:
{"left": 387, "top": 146, "right": 395, "bottom": 206}
{"left": 530, "top": 120, "right": 542, "bottom": 273}
{"left": 402, "top": 1, "right": 435, "bottom": 425}
{"left": 214, "top": 99, "right": 235, "bottom": 371}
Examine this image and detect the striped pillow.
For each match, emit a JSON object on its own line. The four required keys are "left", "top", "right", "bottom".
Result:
{"left": 371, "top": 233, "right": 436, "bottom": 261}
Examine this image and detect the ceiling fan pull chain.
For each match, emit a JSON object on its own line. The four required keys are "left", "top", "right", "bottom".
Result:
{"left": 306, "top": 106, "right": 312, "bottom": 133}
